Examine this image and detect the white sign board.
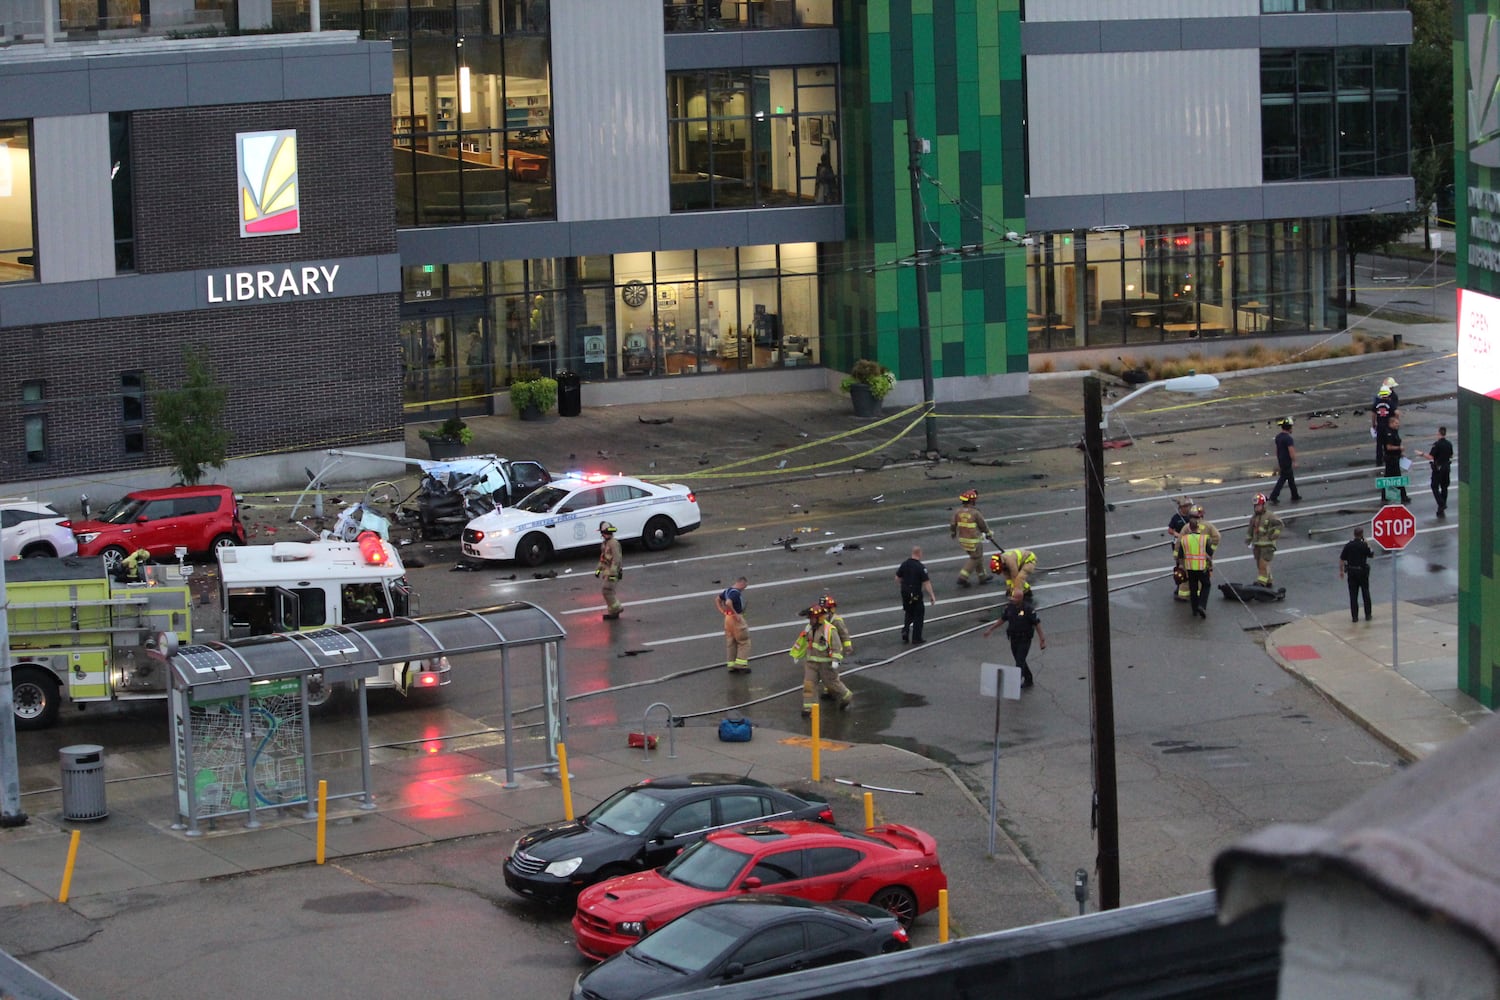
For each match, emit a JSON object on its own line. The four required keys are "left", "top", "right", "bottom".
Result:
{"left": 1458, "top": 287, "right": 1500, "bottom": 399}
{"left": 980, "top": 662, "right": 1023, "bottom": 701}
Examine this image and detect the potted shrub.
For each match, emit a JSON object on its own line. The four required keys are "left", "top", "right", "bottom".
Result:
{"left": 839, "top": 359, "right": 895, "bottom": 418}
{"left": 418, "top": 415, "right": 473, "bottom": 460}
{"left": 510, "top": 372, "right": 559, "bottom": 421}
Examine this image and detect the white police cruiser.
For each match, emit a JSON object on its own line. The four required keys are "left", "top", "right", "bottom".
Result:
{"left": 461, "top": 473, "right": 700, "bottom": 566}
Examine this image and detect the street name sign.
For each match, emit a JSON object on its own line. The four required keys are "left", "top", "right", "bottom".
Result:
{"left": 1375, "top": 475, "right": 1409, "bottom": 489}
{"left": 1372, "top": 504, "right": 1417, "bottom": 550}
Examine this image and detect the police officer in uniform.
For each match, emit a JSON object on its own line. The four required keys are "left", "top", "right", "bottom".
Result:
{"left": 950, "top": 489, "right": 995, "bottom": 588}
{"left": 596, "top": 521, "right": 623, "bottom": 620}
{"left": 1371, "top": 379, "right": 1398, "bottom": 468}
{"left": 982, "top": 591, "right": 1046, "bottom": 689}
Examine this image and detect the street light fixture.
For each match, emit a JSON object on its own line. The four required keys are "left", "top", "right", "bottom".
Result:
{"left": 1081, "top": 371, "right": 1220, "bottom": 911}
{"left": 1100, "top": 373, "right": 1221, "bottom": 430}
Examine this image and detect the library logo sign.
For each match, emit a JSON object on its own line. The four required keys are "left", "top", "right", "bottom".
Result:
{"left": 237, "top": 130, "right": 301, "bottom": 237}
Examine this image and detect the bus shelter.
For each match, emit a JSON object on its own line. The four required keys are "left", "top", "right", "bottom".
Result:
{"left": 166, "top": 602, "right": 567, "bottom": 834}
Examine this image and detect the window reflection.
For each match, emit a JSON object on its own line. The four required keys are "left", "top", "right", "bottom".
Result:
{"left": 663, "top": 0, "right": 836, "bottom": 32}
{"left": 1261, "top": 47, "right": 1407, "bottom": 182}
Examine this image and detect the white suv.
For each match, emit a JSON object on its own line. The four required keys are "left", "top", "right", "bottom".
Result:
{"left": 1, "top": 498, "right": 79, "bottom": 560}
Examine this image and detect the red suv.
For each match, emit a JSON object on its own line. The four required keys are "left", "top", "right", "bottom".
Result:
{"left": 72, "top": 485, "right": 247, "bottom": 571}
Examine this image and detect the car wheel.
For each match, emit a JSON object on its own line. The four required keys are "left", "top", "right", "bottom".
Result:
{"left": 12, "top": 666, "right": 61, "bottom": 730}
{"left": 641, "top": 516, "right": 677, "bottom": 551}
{"left": 210, "top": 534, "right": 239, "bottom": 559}
{"left": 20, "top": 543, "right": 57, "bottom": 558}
{"left": 516, "top": 533, "right": 552, "bottom": 567}
{"left": 868, "top": 886, "right": 918, "bottom": 928}
{"left": 98, "top": 546, "right": 130, "bottom": 573}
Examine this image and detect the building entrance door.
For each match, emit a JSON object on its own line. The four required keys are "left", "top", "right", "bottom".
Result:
{"left": 400, "top": 304, "right": 491, "bottom": 420}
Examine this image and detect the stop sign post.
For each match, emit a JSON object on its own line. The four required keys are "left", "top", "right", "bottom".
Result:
{"left": 1370, "top": 503, "right": 1417, "bottom": 674}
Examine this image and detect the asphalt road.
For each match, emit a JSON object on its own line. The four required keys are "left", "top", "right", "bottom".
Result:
{"left": 17, "top": 378, "right": 1459, "bottom": 931}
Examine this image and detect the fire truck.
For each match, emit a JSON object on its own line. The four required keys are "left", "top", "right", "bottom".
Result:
{"left": 216, "top": 532, "right": 450, "bottom": 707}
{"left": 5, "top": 556, "right": 193, "bottom": 729}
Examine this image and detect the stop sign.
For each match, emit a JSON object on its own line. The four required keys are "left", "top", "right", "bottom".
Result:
{"left": 1371, "top": 504, "right": 1417, "bottom": 550}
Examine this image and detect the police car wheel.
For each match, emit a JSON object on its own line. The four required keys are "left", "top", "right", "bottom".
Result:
{"left": 516, "top": 533, "right": 552, "bottom": 567}
{"left": 641, "top": 516, "right": 676, "bottom": 551}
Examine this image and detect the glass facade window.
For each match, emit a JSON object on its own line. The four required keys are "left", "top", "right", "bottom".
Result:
{"left": 21, "top": 380, "right": 45, "bottom": 464}
{"left": 1024, "top": 220, "right": 1340, "bottom": 351}
{"left": 664, "top": 0, "right": 835, "bottom": 32}
{"left": 395, "top": 242, "right": 820, "bottom": 414}
{"left": 122, "top": 371, "right": 146, "bottom": 455}
{"left": 109, "top": 113, "right": 134, "bottom": 272}
{"left": 668, "top": 66, "right": 840, "bottom": 211}
{"left": 1262, "top": 47, "right": 1409, "bottom": 181}
{"left": 0, "top": 120, "right": 35, "bottom": 285}
{"left": 381, "top": 1, "right": 553, "bottom": 226}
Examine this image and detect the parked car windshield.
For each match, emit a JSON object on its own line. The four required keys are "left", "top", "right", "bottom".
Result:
{"left": 98, "top": 497, "right": 149, "bottom": 524}
{"left": 584, "top": 787, "right": 669, "bottom": 836}
{"left": 630, "top": 909, "right": 741, "bottom": 973}
{"left": 661, "top": 840, "right": 752, "bottom": 891}
{"left": 514, "top": 484, "right": 571, "bottom": 513}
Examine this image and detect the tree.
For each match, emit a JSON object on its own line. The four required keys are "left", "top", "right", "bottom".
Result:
{"left": 1342, "top": 212, "right": 1420, "bottom": 307}
{"left": 1408, "top": 0, "right": 1454, "bottom": 244}
{"left": 149, "top": 346, "right": 231, "bottom": 485}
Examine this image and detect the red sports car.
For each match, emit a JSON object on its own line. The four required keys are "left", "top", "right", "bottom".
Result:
{"left": 571, "top": 819, "right": 946, "bottom": 960}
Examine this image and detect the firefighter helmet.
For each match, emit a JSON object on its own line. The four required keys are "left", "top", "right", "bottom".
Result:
{"left": 820, "top": 595, "right": 837, "bottom": 610}
{"left": 807, "top": 603, "right": 826, "bottom": 619}
{"left": 959, "top": 489, "right": 978, "bottom": 503}
{"left": 1189, "top": 505, "right": 1205, "bottom": 518}
{"left": 989, "top": 552, "right": 1005, "bottom": 574}
{"left": 598, "top": 521, "right": 617, "bottom": 535}
{"left": 1383, "top": 376, "right": 1399, "bottom": 389}
{"left": 1254, "top": 493, "right": 1268, "bottom": 506}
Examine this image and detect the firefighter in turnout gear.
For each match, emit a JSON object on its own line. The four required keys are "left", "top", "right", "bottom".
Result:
{"left": 989, "top": 548, "right": 1038, "bottom": 601}
{"left": 820, "top": 594, "right": 853, "bottom": 655}
{"left": 596, "top": 522, "right": 623, "bottom": 620}
{"left": 950, "top": 489, "right": 995, "bottom": 588}
{"left": 790, "top": 604, "right": 850, "bottom": 717}
{"left": 1246, "top": 493, "right": 1284, "bottom": 587}
{"left": 716, "top": 577, "right": 752, "bottom": 673}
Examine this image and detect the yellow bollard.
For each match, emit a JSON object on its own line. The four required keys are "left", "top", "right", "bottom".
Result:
{"left": 316, "top": 779, "right": 328, "bottom": 864}
{"left": 57, "top": 829, "right": 81, "bottom": 904}
{"left": 810, "top": 703, "right": 821, "bottom": 782}
{"left": 863, "top": 791, "right": 874, "bottom": 831}
{"left": 558, "top": 743, "right": 574, "bottom": 821}
{"left": 939, "top": 888, "right": 949, "bottom": 943}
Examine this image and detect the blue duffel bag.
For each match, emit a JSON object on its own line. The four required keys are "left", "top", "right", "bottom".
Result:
{"left": 718, "top": 715, "right": 753, "bottom": 742}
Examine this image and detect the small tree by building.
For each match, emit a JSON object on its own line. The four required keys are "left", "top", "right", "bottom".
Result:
{"left": 150, "top": 347, "right": 231, "bottom": 485}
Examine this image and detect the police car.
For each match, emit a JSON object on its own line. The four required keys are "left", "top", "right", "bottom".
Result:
{"left": 461, "top": 473, "right": 700, "bottom": 566}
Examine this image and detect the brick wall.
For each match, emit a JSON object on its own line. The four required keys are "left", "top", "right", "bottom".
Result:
{"left": 132, "top": 96, "right": 396, "bottom": 274}
{"left": 0, "top": 294, "right": 402, "bottom": 483}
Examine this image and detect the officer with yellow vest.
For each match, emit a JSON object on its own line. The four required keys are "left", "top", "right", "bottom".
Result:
{"left": 1174, "top": 506, "right": 1214, "bottom": 618}
{"left": 789, "top": 604, "right": 850, "bottom": 717}
{"left": 989, "top": 547, "right": 1038, "bottom": 602}
{"left": 950, "top": 489, "right": 996, "bottom": 588}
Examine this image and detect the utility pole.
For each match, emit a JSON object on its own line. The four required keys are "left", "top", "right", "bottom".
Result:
{"left": 1, "top": 552, "right": 29, "bottom": 827}
{"left": 905, "top": 90, "right": 938, "bottom": 457}
{"left": 1081, "top": 376, "right": 1119, "bottom": 909}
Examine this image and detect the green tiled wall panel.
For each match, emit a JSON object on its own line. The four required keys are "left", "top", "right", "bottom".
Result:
{"left": 1458, "top": 2, "right": 1500, "bottom": 708}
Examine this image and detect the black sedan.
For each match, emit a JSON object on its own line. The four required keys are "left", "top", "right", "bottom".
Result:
{"left": 570, "top": 895, "right": 909, "bottom": 1000}
{"left": 504, "top": 773, "right": 833, "bottom": 904}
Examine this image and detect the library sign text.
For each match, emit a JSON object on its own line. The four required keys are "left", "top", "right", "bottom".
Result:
{"left": 206, "top": 263, "right": 341, "bottom": 304}
{"left": 1469, "top": 187, "right": 1500, "bottom": 273}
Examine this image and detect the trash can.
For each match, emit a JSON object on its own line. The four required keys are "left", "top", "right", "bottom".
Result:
{"left": 60, "top": 744, "right": 108, "bottom": 821}
{"left": 556, "top": 369, "right": 582, "bottom": 417}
